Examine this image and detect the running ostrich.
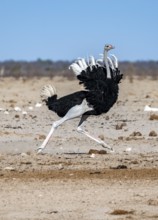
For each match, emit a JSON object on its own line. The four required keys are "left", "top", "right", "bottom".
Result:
{"left": 37, "top": 44, "right": 123, "bottom": 153}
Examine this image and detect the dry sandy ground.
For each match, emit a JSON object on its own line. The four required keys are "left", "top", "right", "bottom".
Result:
{"left": 0, "top": 76, "right": 158, "bottom": 220}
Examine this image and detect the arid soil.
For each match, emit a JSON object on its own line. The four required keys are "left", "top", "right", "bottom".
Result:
{"left": 0, "top": 76, "right": 158, "bottom": 220}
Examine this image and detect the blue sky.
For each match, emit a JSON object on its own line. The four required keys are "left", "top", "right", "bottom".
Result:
{"left": 0, "top": 0, "right": 158, "bottom": 61}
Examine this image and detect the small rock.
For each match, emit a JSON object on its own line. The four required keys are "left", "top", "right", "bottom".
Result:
{"left": 20, "top": 161, "right": 32, "bottom": 165}
{"left": 145, "top": 95, "right": 150, "bottom": 98}
{"left": 125, "top": 147, "right": 132, "bottom": 152}
{"left": 149, "top": 114, "right": 158, "bottom": 120}
{"left": 130, "top": 160, "right": 139, "bottom": 164}
{"left": 111, "top": 165, "right": 127, "bottom": 169}
{"left": 30, "top": 115, "right": 37, "bottom": 119}
{"left": 89, "top": 149, "right": 107, "bottom": 155}
{"left": 90, "top": 153, "right": 95, "bottom": 158}
{"left": 149, "top": 130, "right": 157, "bottom": 137}
{"left": 35, "top": 103, "right": 42, "bottom": 107}
{"left": 98, "top": 150, "right": 107, "bottom": 154}
{"left": 21, "top": 152, "right": 28, "bottom": 157}
{"left": 118, "top": 136, "right": 124, "bottom": 140}
{"left": 58, "top": 164, "right": 64, "bottom": 170}
{"left": 22, "top": 111, "right": 28, "bottom": 115}
{"left": 89, "top": 149, "right": 99, "bottom": 154}
{"left": 38, "top": 134, "right": 46, "bottom": 140}
{"left": 130, "top": 131, "right": 142, "bottom": 136}
{"left": 28, "top": 106, "right": 33, "bottom": 110}
{"left": 105, "top": 116, "right": 109, "bottom": 120}
{"left": 98, "top": 134, "right": 104, "bottom": 140}
{"left": 14, "top": 106, "right": 21, "bottom": 111}
{"left": 46, "top": 210, "right": 58, "bottom": 214}
{"left": 115, "top": 122, "right": 126, "bottom": 130}
{"left": 4, "top": 166, "right": 16, "bottom": 171}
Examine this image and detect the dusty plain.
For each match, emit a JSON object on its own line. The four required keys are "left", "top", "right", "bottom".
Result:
{"left": 0, "top": 76, "right": 158, "bottom": 220}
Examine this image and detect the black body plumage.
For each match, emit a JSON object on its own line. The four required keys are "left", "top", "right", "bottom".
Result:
{"left": 46, "top": 91, "right": 87, "bottom": 117}
{"left": 46, "top": 65, "right": 123, "bottom": 117}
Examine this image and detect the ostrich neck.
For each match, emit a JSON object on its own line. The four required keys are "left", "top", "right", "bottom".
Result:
{"left": 104, "top": 50, "right": 111, "bottom": 78}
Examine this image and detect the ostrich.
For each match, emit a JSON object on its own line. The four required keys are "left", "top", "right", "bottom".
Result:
{"left": 37, "top": 44, "right": 123, "bottom": 153}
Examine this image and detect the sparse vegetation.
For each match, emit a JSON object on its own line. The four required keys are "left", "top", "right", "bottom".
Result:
{"left": 0, "top": 60, "right": 158, "bottom": 79}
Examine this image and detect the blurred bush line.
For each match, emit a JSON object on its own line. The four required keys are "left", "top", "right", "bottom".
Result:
{"left": 0, "top": 59, "right": 158, "bottom": 80}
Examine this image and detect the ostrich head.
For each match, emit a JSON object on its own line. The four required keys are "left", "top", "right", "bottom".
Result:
{"left": 104, "top": 44, "right": 115, "bottom": 51}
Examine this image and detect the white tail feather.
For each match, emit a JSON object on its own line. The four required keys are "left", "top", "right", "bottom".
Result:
{"left": 81, "top": 58, "right": 88, "bottom": 69}
{"left": 76, "top": 60, "right": 85, "bottom": 70}
{"left": 96, "top": 59, "right": 103, "bottom": 66}
{"left": 69, "top": 63, "right": 82, "bottom": 76}
{"left": 89, "top": 56, "right": 96, "bottom": 66}
{"left": 110, "top": 54, "right": 118, "bottom": 68}
{"left": 69, "top": 52, "right": 119, "bottom": 77}
{"left": 40, "top": 84, "right": 56, "bottom": 101}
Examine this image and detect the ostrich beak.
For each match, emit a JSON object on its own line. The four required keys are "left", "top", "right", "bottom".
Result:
{"left": 110, "top": 45, "right": 115, "bottom": 49}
